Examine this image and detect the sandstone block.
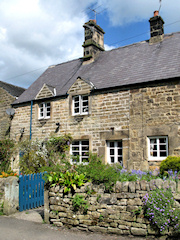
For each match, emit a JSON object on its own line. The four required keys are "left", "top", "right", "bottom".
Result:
{"left": 115, "top": 181, "right": 122, "bottom": 193}
{"left": 53, "top": 222, "right": 63, "bottom": 227}
{"left": 129, "top": 181, "right": 136, "bottom": 193}
{"left": 140, "top": 180, "right": 147, "bottom": 191}
{"left": 89, "top": 226, "right": 107, "bottom": 233}
{"left": 122, "top": 181, "right": 129, "bottom": 192}
{"left": 131, "top": 227, "right": 147, "bottom": 236}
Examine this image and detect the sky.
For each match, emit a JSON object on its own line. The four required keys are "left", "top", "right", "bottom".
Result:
{"left": 0, "top": 0, "right": 180, "bottom": 89}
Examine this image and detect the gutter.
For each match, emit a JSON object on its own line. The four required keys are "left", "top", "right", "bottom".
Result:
{"left": 30, "top": 100, "right": 33, "bottom": 140}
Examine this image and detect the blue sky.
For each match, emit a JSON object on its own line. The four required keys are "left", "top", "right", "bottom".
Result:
{"left": 0, "top": 0, "right": 179, "bottom": 88}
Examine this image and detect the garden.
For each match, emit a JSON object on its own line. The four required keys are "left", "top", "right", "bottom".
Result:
{"left": 0, "top": 135, "right": 180, "bottom": 235}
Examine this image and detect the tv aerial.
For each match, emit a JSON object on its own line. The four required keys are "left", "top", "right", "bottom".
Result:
{"left": 159, "top": 0, "right": 162, "bottom": 12}
{"left": 87, "top": 5, "right": 107, "bottom": 22}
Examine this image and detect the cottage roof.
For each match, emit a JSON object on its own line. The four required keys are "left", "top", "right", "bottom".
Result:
{"left": 13, "top": 32, "right": 180, "bottom": 105}
{"left": 0, "top": 81, "right": 25, "bottom": 98}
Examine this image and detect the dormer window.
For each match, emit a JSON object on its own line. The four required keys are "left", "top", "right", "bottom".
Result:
{"left": 38, "top": 102, "right": 51, "bottom": 119}
{"left": 72, "top": 95, "right": 89, "bottom": 116}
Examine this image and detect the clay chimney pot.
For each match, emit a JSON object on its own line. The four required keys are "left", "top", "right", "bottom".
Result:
{"left": 90, "top": 19, "right": 97, "bottom": 24}
{"left": 154, "top": 10, "right": 159, "bottom": 17}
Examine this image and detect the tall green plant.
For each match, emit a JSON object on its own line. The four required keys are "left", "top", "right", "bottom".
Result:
{"left": 160, "top": 156, "right": 180, "bottom": 175}
{"left": 44, "top": 170, "right": 86, "bottom": 193}
{"left": 76, "top": 153, "right": 121, "bottom": 192}
{"left": 0, "top": 139, "right": 15, "bottom": 172}
{"left": 19, "top": 134, "right": 72, "bottom": 174}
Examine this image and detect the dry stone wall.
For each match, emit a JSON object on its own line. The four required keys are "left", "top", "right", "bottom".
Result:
{"left": 45, "top": 179, "right": 180, "bottom": 237}
{"left": 0, "top": 178, "right": 6, "bottom": 212}
{"left": 0, "top": 87, "right": 15, "bottom": 139}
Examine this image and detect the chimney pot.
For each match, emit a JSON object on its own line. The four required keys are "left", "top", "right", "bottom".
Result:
{"left": 154, "top": 10, "right": 159, "bottom": 17}
{"left": 90, "top": 19, "right": 97, "bottom": 24}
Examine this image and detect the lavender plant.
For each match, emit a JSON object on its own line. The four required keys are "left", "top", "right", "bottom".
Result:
{"left": 118, "top": 168, "right": 154, "bottom": 182}
{"left": 143, "top": 187, "right": 180, "bottom": 234}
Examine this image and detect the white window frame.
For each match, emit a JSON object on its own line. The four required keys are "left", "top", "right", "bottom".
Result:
{"left": 70, "top": 140, "right": 89, "bottom": 164}
{"left": 107, "top": 141, "right": 123, "bottom": 166}
{"left": 38, "top": 102, "right": 51, "bottom": 120}
{"left": 148, "top": 136, "right": 168, "bottom": 161}
{"left": 72, "top": 95, "right": 89, "bottom": 116}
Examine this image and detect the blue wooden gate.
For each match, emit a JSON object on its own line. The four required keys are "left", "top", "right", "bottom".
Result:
{"left": 19, "top": 173, "right": 45, "bottom": 212}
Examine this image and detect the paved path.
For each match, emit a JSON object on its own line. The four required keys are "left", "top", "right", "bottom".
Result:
{"left": 0, "top": 215, "right": 147, "bottom": 240}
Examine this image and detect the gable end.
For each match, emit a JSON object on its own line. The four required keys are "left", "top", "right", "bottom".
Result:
{"left": 35, "top": 84, "right": 56, "bottom": 100}
{"left": 67, "top": 77, "right": 96, "bottom": 95}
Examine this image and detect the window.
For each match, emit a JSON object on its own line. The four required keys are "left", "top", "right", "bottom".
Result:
{"left": 148, "top": 136, "right": 168, "bottom": 160}
{"left": 39, "top": 102, "right": 51, "bottom": 119}
{"left": 107, "top": 141, "right": 123, "bottom": 166}
{"left": 72, "top": 95, "right": 88, "bottom": 115}
{"left": 71, "top": 140, "right": 89, "bottom": 164}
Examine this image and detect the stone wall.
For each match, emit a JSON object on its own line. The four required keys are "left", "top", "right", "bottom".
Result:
{"left": 11, "top": 79, "right": 180, "bottom": 171}
{"left": 45, "top": 179, "right": 180, "bottom": 237}
{"left": 0, "top": 177, "right": 19, "bottom": 215}
{"left": 129, "top": 80, "right": 180, "bottom": 171}
{"left": 0, "top": 178, "right": 6, "bottom": 212}
{"left": 0, "top": 87, "right": 15, "bottom": 139}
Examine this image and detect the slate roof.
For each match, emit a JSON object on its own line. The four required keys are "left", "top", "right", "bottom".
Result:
{"left": 0, "top": 81, "right": 25, "bottom": 98}
{"left": 13, "top": 32, "right": 180, "bottom": 105}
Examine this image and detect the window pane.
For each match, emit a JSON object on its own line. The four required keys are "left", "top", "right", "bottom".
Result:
{"left": 82, "top": 106, "right": 88, "bottom": 113}
{"left": 72, "top": 141, "right": 79, "bottom": 145}
{"left": 110, "top": 142, "right": 114, "bottom": 148}
{"left": 117, "top": 142, "right": 122, "bottom": 148}
{"left": 118, "top": 157, "right": 123, "bottom": 164}
{"left": 150, "top": 139, "right": 157, "bottom": 144}
{"left": 82, "top": 147, "right": 89, "bottom": 152}
{"left": 118, "top": 149, "right": 122, "bottom": 155}
{"left": 75, "top": 102, "right": 79, "bottom": 107}
{"left": 160, "top": 152, "right": 167, "bottom": 157}
{"left": 152, "top": 151, "right": 157, "bottom": 157}
{"left": 150, "top": 144, "right": 157, "bottom": 150}
{"left": 110, "top": 149, "right": 114, "bottom": 155}
{"left": 159, "top": 138, "right": 166, "bottom": 144}
{"left": 74, "top": 96, "right": 79, "bottom": 102}
{"left": 82, "top": 96, "right": 88, "bottom": 101}
{"left": 160, "top": 145, "right": 166, "bottom": 151}
{"left": 74, "top": 108, "right": 79, "bottom": 113}
{"left": 82, "top": 141, "right": 89, "bottom": 145}
{"left": 111, "top": 157, "right": 114, "bottom": 163}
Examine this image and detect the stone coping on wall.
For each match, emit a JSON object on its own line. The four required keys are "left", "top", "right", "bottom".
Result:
{"left": 45, "top": 179, "right": 180, "bottom": 237}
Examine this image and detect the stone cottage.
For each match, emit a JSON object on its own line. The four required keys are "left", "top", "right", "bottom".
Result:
{"left": 11, "top": 12, "right": 180, "bottom": 171}
{"left": 0, "top": 81, "right": 25, "bottom": 139}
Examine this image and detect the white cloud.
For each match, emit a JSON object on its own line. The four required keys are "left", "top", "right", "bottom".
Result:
{"left": 0, "top": 0, "right": 92, "bottom": 87}
{"left": 96, "top": 0, "right": 180, "bottom": 28}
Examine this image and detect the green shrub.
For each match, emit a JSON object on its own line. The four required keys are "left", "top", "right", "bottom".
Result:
{"left": 76, "top": 153, "right": 121, "bottom": 192}
{"left": 19, "top": 134, "right": 72, "bottom": 174}
{"left": 44, "top": 169, "right": 86, "bottom": 193}
{"left": 19, "top": 139, "right": 47, "bottom": 174}
{"left": 143, "top": 187, "right": 180, "bottom": 234}
{"left": 0, "top": 139, "right": 15, "bottom": 172}
{"left": 160, "top": 156, "right": 180, "bottom": 175}
{"left": 72, "top": 194, "right": 88, "bottom": 214}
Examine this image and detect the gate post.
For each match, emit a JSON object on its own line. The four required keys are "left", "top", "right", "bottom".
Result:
{"left": 3, "top": 176, "right": 19, "bottom": 215}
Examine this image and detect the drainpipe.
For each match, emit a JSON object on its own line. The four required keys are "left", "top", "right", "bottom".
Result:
{"left": 30, "top": 100, "right": 33, "bottom": 140}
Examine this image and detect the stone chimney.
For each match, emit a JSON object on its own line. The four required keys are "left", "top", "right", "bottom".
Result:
{"left": 149, "top": 11, "right": 165, "bottom": 44}
{"left": 82, "top": 20, "right": 105, "bottom": 64}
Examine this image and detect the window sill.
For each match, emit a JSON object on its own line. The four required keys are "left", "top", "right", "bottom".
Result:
{"left": 72, "top": 113, "right": 89, "bottom": 117}
{"left": 148, "top": 158, "right": 167, "bottom": 161}
{"left": 38, "top": 117, "right": 50, "bottom": 121}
